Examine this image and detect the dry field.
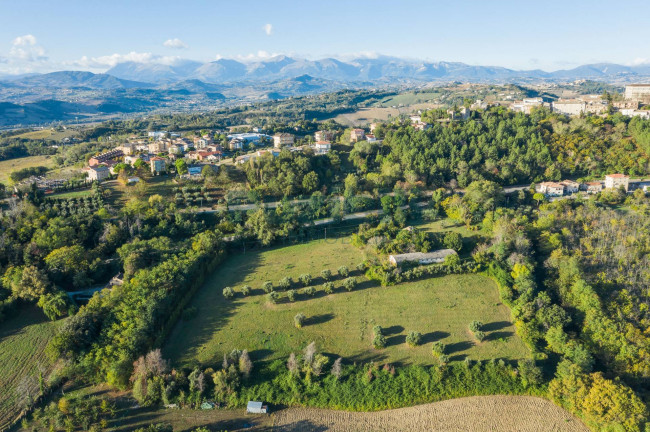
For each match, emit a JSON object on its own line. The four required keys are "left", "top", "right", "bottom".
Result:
{"left": 272, "top": 396, "right": 588, "bottom": 432}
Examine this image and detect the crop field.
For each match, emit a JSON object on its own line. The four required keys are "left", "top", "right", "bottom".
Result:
{"left": 12, "top": 129, "right": 77, "bottom": 140}
{"left": 0, "top": 307, "right": 62, "bottom": 429}
{"left": 0, "top": 155, "right": 55, "bottom": 184}
{"left": 272, "top": 396, "right": 588, "bottom": 432}
{"left": 333, "top": 107, "right": 402, "bottom": 127}
{"left": 164, "top": 238, "right": 528, "bottom": 368}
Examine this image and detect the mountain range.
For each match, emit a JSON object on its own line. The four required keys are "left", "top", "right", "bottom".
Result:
{"left": 2, "top": 56, "right": 650, "bottom": 89}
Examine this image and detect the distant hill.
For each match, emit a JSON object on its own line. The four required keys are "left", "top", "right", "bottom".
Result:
{"left": 4, "top": 71, "right": 154, "bottom": 90}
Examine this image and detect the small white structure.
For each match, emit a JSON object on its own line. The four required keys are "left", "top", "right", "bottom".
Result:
{"left": 247, "top": 401, "right": 268, "bottom": 414}
{"left": 605, "top": 174, "right": 630, "bottom": 191}
{"left": 560, "top": 180, "right": 580, "bottom": 194}
{"left": 389, "top": 249, "right": 457, "bottom": 267}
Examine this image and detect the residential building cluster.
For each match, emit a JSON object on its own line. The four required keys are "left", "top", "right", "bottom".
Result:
{"left": 535, "top": 174, "right": 632, "bottom": 197}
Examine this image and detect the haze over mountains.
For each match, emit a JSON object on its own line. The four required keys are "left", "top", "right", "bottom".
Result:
{"left": 2, "top": 55, "right": 650, "bottom": 88}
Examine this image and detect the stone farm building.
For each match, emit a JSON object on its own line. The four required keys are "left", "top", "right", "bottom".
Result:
{"left": 389, "top": 249, "right": 457, "bottom": 267}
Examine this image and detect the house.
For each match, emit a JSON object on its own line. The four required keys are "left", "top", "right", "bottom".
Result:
{"left": 409, "top": 115, "right": 422, "bottom": 124}
{"left": 313, "top": 141, "right": 331, "bottom": 155}
{"left": 535, "top": 182, "right": 565, "bottom": 197}
{"left": 389, "top": 249, "right": 457, "bottom": 267}
{"left": 315, "top": 130, "right": 336, "bottom": 142}
{"left": 605, "top": 174, "right": 629, "bottom": 191}
{"left": 625, "top": 84, "right": 650, "bottom": 101}
{"left": 350, "top": 129, "right": 365, "bottom": 143}
{"left": 84, "top": 165, "right": 110, "bottom": 182}
{"left": 168, "top": 144, "right": 184, "bottom": 155}
{"left": 148, "top": 141, "right": 169, "bottom": 154}
{"left": 229, "top": 139, "right": 245, "bottom": 151}
{"left": 89, "top": 149, "right": 124, "bottom": 166}
{"left": 560, "top": 180, "right": 580, "bottom": 194}
{"left": 147, "top": 131, "right": 168, "bottom": 139}
{"left": 365, "top": 134, "right": 378, "bottom": 142}
{"left": 584, "top": 181, "right": 603, "bottom": 194}
{"left": 116, "top": 143, "right": 136, "bottom": 155}
{"left": 619, "top": 109, "right": 650, "bottom": 119}
{"left": 246, "top": 401, "right": 268, "bottom": 414}
{"left": 273, "top": 133, "right": 294, "bottom": 148}
{"left": 150, "top": 157, "right": 166, "bottom": 174}
{"left": 512, "top": 98, "right": 544, "bottom": 114}
{"left": 413, "top": 122, "right": 432, "bottom": 131}
{"left": 227, "top": 133, "right": 270, "bottom": 146}
{"left": 552, "top": 99, "right": 607, "bottom": 116}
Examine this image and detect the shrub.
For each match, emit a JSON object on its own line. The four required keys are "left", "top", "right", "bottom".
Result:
{"left": 266, "top": 291, "right": 280, "bottom": 304}
{"left": 373, "top": 333, "right": 387, "bottom": 349}
{"left": 323, "top": 282, "right": 334, "bottom": 294}
{"left": 469, "top": 321, "right": 483, "bottom": 333}
{"left": 262, "top": 281, "right": 274, "bottom": 293}
{"left": 432, "top": 341, "right": 446, "bottom": 356}
{"left": 279, "top": 276, "right": 292, "bottom": 290}
{"left": 343, "top": 277, "right": 357, "bottom": 291}
{"left": 286, "top": 289, "right": 297, "bottom": 302}
{"left": 443, "top": 231, "right": 463, "bottom": 252}
{"left": 474, "top": 330, "right": 486, "bottom": 342}
{"left": 222, "top": 287, "right": 234, "bottom": 299}
{"left": 356, "top": 262, "right": 366, "bottom": 272}
{"left": 240, "top": 285, "right": 252, "bottom": 296}
{"left": 320, "top": 269, "right": 332, "bottom": 281}
{"left": 303, "top": 286, "right": 316, "bottom": 296}
{"left": 294, "top": 313, "right": 306, "bottom": 328}
{"left": 406, "top": 331, "right": 422, "bottom": 347}
{"left": 438, "top": 354, "right": 450, "bottom": 365}
{"left": 299, "top": 273, "right": 313, "bottom": 287}
{"left": 338, "top": 266, "right": 349, "bottom": 277}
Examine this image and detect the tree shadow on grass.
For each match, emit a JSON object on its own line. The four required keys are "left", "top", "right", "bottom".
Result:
{"left": 450, "top": 353, "right": 468, "bottom": 362}
{"left": 249, "top": 349, "right": 274, "bottom": 361}
{"left": 383, "top": 325, "right": 404, "bottom": 335}
{"left": 386, "top": 334, "right": 406, "bottom": 347}
{"left": 421, "top": 331, "right": 450, "bottom": 344}
{"left": 307, "top": 313, "right": 334, "bottom": 326}
{"left": 487, "top": 330, "right": 514, "bottom": 341}
{"left": 446, "top": 340, "right": 474, "bottom": 354}
{"left": 482, "top": 320, "right": 511, "bottom": 332}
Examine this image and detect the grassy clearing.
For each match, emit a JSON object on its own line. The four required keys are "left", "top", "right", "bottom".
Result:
{"left": 11, "top": 129, "right": 77, "bottom": 140}
{"left": 164, "top": 238, "right": 528, "bottom": 368}
{"left": 0, "top": 307, "right": 62, "bottom": 428}
{"left": 0, "top": 155, "right": 55, "bottom": 185}
{"left": 273, "top": 396, "right": 589, "bottom": 432}
{"left": 48, "top": 189, "right": 93, "bottom": 199}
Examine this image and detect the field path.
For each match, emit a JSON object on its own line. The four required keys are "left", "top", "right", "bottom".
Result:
{"left": 272, "top": 396, "right": 588, "bottom": 432}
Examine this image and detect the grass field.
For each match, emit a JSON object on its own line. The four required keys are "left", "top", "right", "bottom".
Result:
{"left": 273, "top": 396, "right": 588, "bottom": 432}
{"left": 0, "top": 307, "right": 62, "bottom": 429}
{"left": 164, "top": 238, "right": 528, "bottom": 368}
{"left": 0, "top": 155, "right": 55, "bottom": 185}
{"left": 48, "top": 189, "right": 93, "bottom": 199}
{"left": 12, "top": 129, "right": 77, "bottom": 141}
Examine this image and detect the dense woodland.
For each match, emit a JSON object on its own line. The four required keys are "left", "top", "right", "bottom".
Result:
{"left": 2, "top": 89, "right": 650, "bottom": 431}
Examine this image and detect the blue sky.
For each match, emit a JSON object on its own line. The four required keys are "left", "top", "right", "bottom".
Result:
{"left": 1, "top": 0, "right": 649, "bottom": 74}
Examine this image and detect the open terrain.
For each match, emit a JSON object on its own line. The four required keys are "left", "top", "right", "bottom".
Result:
{"left": 272, "top": 396, "right": 589, "bottom": 432}
{"left": 164, "top": 237, "right": 528, "bottom": 368}
{"left": 0, "top": 307, "right": 62, "bottom": 429}
{"left": 0, "top": 155, "right": 55, "bottom": 185}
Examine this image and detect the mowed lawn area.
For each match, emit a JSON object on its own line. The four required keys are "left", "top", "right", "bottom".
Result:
{"left": 0, "top": 307, "right": 62, "bottom": 429}
{"left": 164, "top": 238, "right": 528, "bottom": 368}
{"left": 0, "top": 155, "right": 55, "bottom": 185}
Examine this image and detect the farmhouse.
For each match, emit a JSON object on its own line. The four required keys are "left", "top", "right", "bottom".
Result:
{"left": 389, "top": 249, "right": 457, "bottom": 267}
{"left": 84, "top": 165, "right": 110, "bottom": 182}
{"left": 247, "top": 401, "right": 268, "bottom": 414}
{"left": 315, "top": 130, "right": 336, "bottom": 142}
{"left": 625, "top": 84, "right": 650, "bottom": 102}
{"left": 605, "top": 174, "right": 629, "bottom": 191}
{"left": 584, "top": 181, "right": 603, "bottom": 194}
{"left": 273, "top": 133, "right": 294, "bottom": 148}
{"left": 313, "top": 141, "right": 332, "bottom": 155}
{"left": 535, "top": 182, "right": 565, "bottom": 197}
{"left": 350, "top": 128, "right": 365, "bottom": 142}
{"left": 560, "top": 180, "right": 580, "bottom": 194}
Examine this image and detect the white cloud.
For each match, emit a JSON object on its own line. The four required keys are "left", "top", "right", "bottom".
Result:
{"left": 263, "top": 23, "right": 273, "bottom": 36}
{"left": 8, "top": 34, "right": 47, "bottom": 63}
{"left": 69, "top": 52, "right": 185, "bottom": 70}
{"left": 630, "top": 57, "right": 650, "bottom": 66}
{"left": 163, "top": 38, "right": 188, "bottom": 49}
{"left": 12, "top": 34, "right": 37, "bottom": 46}
{"left": 235, "top": 50, "right": 283, "bottom": 62}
